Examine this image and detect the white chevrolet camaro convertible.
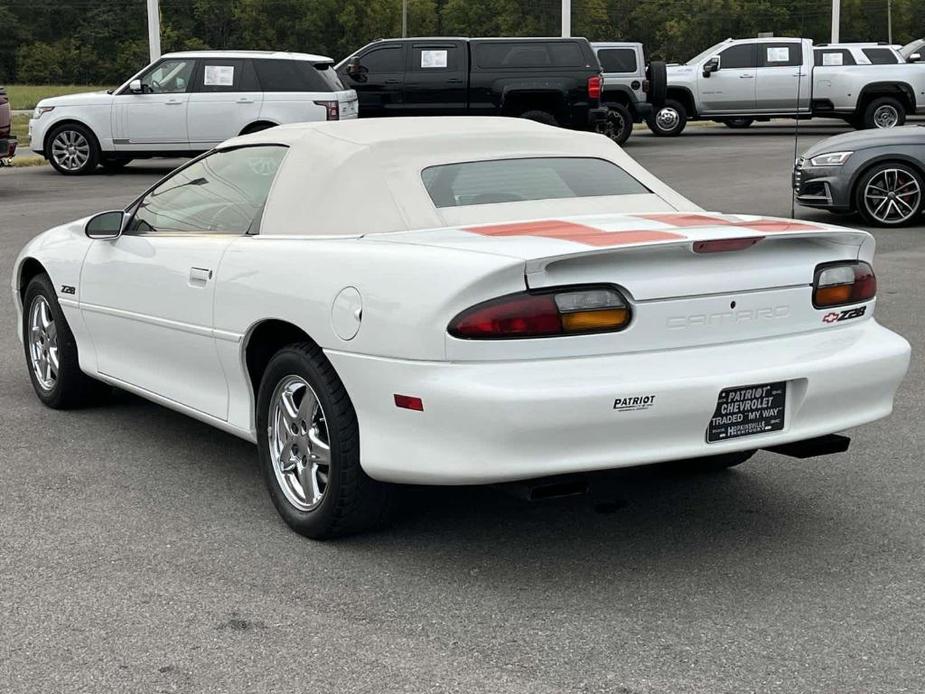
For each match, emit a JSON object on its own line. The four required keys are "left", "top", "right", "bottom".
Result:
{"left": 13, "top": 118, "right": 911, "bottom": 538}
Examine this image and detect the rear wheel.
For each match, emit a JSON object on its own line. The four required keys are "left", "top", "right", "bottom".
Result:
{"left": 256, "top": 343, "right": 393, "bottom": 539}
{"left": 599, "top": 103, "right": 633, "bottom": 145}
{"left": 22, "top": 274, "right": 109, "bottom": 408}
{"left": 855, "top": 162, "right": 924, "bottom": 227}
{"left": 101, "top": 156, "right": 132, "bottom": 172}
{"left": 647, "top": 99, "right": 687, "bottom": 137}
{"left": 859, "top": 96, "right": 906, "bottom": 130}
{"left": 519, "top": 110, "right": 559, "bottom": 127}
{"left": 47, "top": 123, "right": 100, "bottom": 175}
{"left": 723, "top": 117, "right": 754, "bottom": 129}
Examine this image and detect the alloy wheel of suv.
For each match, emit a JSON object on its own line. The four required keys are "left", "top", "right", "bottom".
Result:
{"left": 47, "top": 123, "right": 100, "bottom": 175}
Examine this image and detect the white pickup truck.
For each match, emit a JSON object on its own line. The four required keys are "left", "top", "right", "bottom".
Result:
{"left": 648, "top": 37, "right": 925, "bottom": 136}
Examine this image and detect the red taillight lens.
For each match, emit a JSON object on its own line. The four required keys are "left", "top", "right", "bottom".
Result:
{"left": 813, "top": 261, "right": 876, "bottom": 308}
{"left": 587, "top": 75, "right": 602, "bottom": 100}
{"left": 314, "top": 100, "right": 340, "bottom": 120}
{"left": 448, "top": 286, "right": 630, "bottom": 339}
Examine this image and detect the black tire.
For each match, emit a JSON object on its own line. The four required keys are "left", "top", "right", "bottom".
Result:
{"left": 646, "top": 60, "right": 668, "bottom": 107}
{"left": 22, "top": 274, "right": 109, "bottom": 409}
{"left": 100, "top": 157, "right": 132, "bottom": 172}
{"left": 854, "top": 161, "right": 924, "bottom": 227}
{"left": 46, "top": 122, "right": 100, "bottom": 175}
{"left": 600, "top": 103, "right": 634, "bottom": 145}
{"left": 519, "top": 110, "right": 559, "bottom": 126}
{"left": 256, "top": 342, "right": 393, "bottom": 539}
{"left": 646, "top": 98, "right": 687, "bottom": 137}
{"left": 858, "top": 96, "right": 906, "bottom": 130}
{"left": 670, "top": 450, "right": 756, "bottom": 474}
{"left": 723, "top": 117, "right": 754, "bottom": 129}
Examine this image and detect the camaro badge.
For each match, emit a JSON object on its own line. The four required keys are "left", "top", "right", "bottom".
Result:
{"left": 613, "top": 395, "right": 656, "bottom": 412}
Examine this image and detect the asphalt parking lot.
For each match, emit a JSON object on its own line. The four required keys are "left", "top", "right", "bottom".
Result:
{"left": 1, "top": 122, "right": 923, "bottom": 693}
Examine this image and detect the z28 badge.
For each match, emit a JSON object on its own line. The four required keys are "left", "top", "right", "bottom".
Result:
{"left": 822, "top": 306, "right": 866, "bottom": 324}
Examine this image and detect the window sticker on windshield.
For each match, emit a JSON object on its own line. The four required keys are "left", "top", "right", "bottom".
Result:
{"left": 204, "top": 65, "right": 235, "bottom": 86}
{"left": 420, "top": 50, "right": 448, "bottom": 68}
{"left": 822, "top": 52, "right": 843, "bottom": 66}
{"left": 766, "top": 47, "right": 790, "bottom": 63}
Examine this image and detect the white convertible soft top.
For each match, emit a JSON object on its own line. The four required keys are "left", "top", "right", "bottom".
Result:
{"left": 220, "top": 117, "right": 700, "bottom": 237}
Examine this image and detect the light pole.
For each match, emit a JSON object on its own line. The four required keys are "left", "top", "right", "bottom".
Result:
{"left": 562, "top": 0, "right": 571, "bottom": 37}
{"left": 830, "top": 0, "right": 840, "bottom": 44}
{"left": 402, "top": 0, "right": 408, "bottom": 38}
{"left": 887, "top": 0, "right": 893, "bottom": 44}
{"left": 147, "top": 0, "right": 162, "bottom": 62}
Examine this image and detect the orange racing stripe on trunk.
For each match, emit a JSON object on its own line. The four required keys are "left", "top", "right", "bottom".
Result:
{"left": 463, "top": 220, "right": 685, "bottom": 247}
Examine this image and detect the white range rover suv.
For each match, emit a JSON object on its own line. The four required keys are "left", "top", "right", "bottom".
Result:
{"left": 29, "top": 50, "right": 359, "bottom": 175}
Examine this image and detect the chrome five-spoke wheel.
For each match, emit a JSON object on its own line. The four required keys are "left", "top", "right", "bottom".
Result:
{"left": 862, "top": 168, "right": 923, "bottom": 225}
{"left": 51, "top": 129, "right": 91, "bottom": 172}
{"left": 28, "top": 295, "right": 59, "bottom": 391}
{"left": 268, "top": 375, "right": 331, "bottom": 511}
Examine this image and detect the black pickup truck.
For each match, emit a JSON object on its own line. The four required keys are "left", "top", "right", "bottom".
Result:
{"left": 0, "top": 87, "right": 17, "bottom": 160}
{"left": 335, "top": 37, "right": 609, "bottom": 135}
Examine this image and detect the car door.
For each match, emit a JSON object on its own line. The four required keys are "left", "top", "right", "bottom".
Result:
{"left": 340, "top": 43, "right": 406, "bottom": 117}
{"left": 78, "top": 145, "right": 288, "bottom": 420}
{"left": 756, "top": 42, "right": 809, "bottom": 112}
{"left": 112, "top": 57, "right": 196, "bottom": 152}
{"left": 402, "top": 41, "right": 467, "bottom": 115}
{"left": 187, "top": 58, "right": 263, "bottom": 150}
{"left": 698, "top": 43, "right": 757, "bottom": 113}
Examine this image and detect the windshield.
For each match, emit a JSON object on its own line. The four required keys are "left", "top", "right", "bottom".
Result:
{"left": 421, "top": 157, "right": 650, "bottom": 208}
{"left": 684, "top": 40, "right": 730, "bottom": 65}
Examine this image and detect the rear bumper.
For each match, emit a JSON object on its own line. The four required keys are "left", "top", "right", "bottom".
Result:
{"left": 587, "top": 106, "right": 609, "bottom": 126}
{"left": 328, "top": 320, "right": 911, "bottom": 485}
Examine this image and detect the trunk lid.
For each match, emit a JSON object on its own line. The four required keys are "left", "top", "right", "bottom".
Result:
{"left": 373, "top": 212, "right": 874, "bottom": 354}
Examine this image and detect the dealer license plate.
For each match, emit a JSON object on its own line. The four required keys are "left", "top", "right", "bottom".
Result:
{"left": 706, "top": 382, "right": 786, "bottom": 443}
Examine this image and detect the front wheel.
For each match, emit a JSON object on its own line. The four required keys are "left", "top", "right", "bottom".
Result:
{"left": 256, "top": 343, "right": 393, "bottom": 539}
{"left": 22, "top": 274, "right": 109, "bottom": 408}
{"left": 855, "top": 162, "right": 924, "bottom": 227}
{"left": 647, "top": 99, "right": 687, "bottom": 137}
{"left": 47, "top": 123, "right": 100, "bottom": 175}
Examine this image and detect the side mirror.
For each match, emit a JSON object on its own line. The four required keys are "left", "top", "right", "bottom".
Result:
{"left": 910, "top": 53, "right": 922, "bottom": 63}
{"left": 703, "top": 57, "right": 720, "bottom": 77}
{"left": 129, "top": 79, "right": 143, "bottom": 94}
{"left": 85, "top": 210, "right": 126, "bottom": 240}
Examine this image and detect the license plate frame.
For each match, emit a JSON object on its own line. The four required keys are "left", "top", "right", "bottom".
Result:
{"left": 706, "top": 381, "right": 787, "bottom": 443}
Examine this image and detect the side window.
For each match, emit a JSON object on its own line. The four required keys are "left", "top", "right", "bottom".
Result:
{"left": 140, "top": 59, "right": 195, "bottom": 94}
{"left": 548, "top": 42, "right": 584, "bottom": 67}
{"left": 127, "top": 146, "right": 287, "bottom": 235}
{"left": 719, "top": 44, "right": 758, "bottom": 69}
{"left": 814, "top": 49, "right": 856, "bottom": 66}
{"left": 598, "top": 48, "right": 639, "bottom": 73}
{"left": 253, "top": 59, "right": 338, "bottom": 92}
{"left": 759, "top": 43, "right": 802, "bottom": 67}
{"left": 411, "top": 45, "right": 459, "bottom": 71}
{"left": 863, "top": 48, "right": 899, "bottom": 65}
{"left": 477, "top": 43, "right": 551, "bottom": 68}
{"left": 361, "top": 47, "right": 403, "bottom": 73}
{"left": 195, "top": 59, "right": 259, "bottom": 93}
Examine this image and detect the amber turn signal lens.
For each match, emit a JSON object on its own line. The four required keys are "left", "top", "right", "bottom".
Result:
{"left": 814, "top": 284, "right": 854, "bottom": 307}
{"left": 561, "top": 308, "right": 629, "bottom": 332}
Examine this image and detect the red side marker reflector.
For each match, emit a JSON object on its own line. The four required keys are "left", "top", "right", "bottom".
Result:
{"left": 693, "top": 237, "right": 764, "bottom": 253}
{"left": 394, "top": 394, "right": 424, "bottom": 411}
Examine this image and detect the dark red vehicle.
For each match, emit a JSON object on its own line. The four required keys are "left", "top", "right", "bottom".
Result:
{"left": 0, "top": 87, "right": 17, "bottom": 159}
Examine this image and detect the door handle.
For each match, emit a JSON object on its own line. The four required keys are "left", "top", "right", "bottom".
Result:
{"left": 165, "top": 99, "right": 184, "bottom": 105}
{"left": 446, "top": 78, "right": 464, "bottom": 84}
{"left": 739, "top": 74, "right": 755, "bottom": 79}
{"left": 384, "top": 79, "right": 401, "bottom": 84}
{"left": 236, "top": 98, "right": 255, "bottom": 104}
{"left": 189, "top": 267, "right": 212, "bottom": 286}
